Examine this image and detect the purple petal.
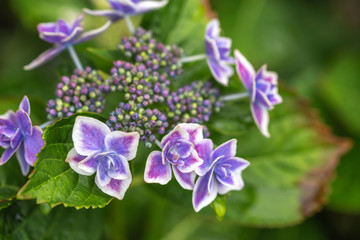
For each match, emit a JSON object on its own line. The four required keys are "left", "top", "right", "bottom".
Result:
{"left": 220, "top": 157, "right": 250, "bottom": 173}
{"left": 61, "top": 26, "right": 83, "bottom": 43}
{"left": 66, "top": 148, "right": 91, "bottom": 175}
{"left": 0, "top": 110, "right": 17, "bottom": 127}
{"left": 0, "top": 145, "right": 20, "bottom": 165}
{"left": 19, "top": 96, "right": 30, "bottom": 115}
{"left": 37, "top": 22, "right": 57, "bottom": 34}
{"left": 175, "top": 151, "right": 203, "bottom": 173}
{"left": 23, "top": 126, "right": 44, "bottom": 166}
{"left": 256, "top": 65, "right": 278, "bottom": 85}
{"left": 96, "top": 164, "right": 112, "bottom": 187}
{"left": 10, "top": 129, "right": 23, "bottom": 149}
{"left": 16, "top": 110, "right": 32, "bottom": 136}
{"left": 194, "top": 139, "right": 214, "bottom": 176}
{"left": 70, "top": 14, "right": 84, "bottom": 32}
{"left": 163, "top": 139, "right": 193, "bottom": 163}
{"left": 192, "top": 170, "right": 217, "bottom": 212}
{"left": 250, "top": 102, "right": 270, "bottom": 138}
{"left": 211, "top": 139, "right": 237, "bottom": 163}
{"left": 16, "top": 142, "right": 30, "bottom": 176}
{"left": 77, "top": 153, "right": 100, "bottom": 175}
{"left": 173, "top": 166, "right": 196, "bottom": 190}
{"left": 106, "top": 154, "right": 131, "bottom": 180}
{"left": 205, "top": 36, "right": 220, "bottom": 60}
{"left": 74, "top": 20, "right": 111, "bottom": 44}
{"left": 206, "top": 19, "right": 220, "bottom": 38}
{"left": 160, "top": 124, "right": 189, "bottom": 148}
{"left": 206, "top": 58, "right": 233, "bottom": 86}
{"left": 135, "top": 0, "right": 169, "bottom": 14}
{"left": 72, "top": 116, "right": 110, "bottom": 156}
{"left": 234, "top": 50, "right": 256, "bottom": 93}
{"left": 144, "top": 151, "right": 172, "bottom": 185}
{"left": 216, "top": 171, "right": 244, "bottom": 195}
{"left": 255, "top": 90, "right": 273, "bottom": 109}
{"left": 105, "top": 131, "right": 140, "bottom": 160}
{"left": 268, "top": 92, "right": 283, "bottom": 106}
{"left": 24, "top": 45, "right": 67, "bottom": 70}
{"left": 96, "top": 176, "right": 132, "bottom": 200}
{"left": 83, "top": 9, "right": 124, "bottom": 22}
{"left": 178, "top": 123, "right": 203, "bottom": 144}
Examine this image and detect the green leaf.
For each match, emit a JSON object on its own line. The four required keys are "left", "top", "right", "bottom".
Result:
{"left": 17, "top": 113, "right": 114, "bottom": 209}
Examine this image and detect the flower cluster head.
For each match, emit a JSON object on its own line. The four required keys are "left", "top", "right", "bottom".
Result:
{"left": 46, "top": 67, "right": 111, "bottom": 119}
{"left": 193, "top": 139, "right": 249, "bottom": 212}
{"left": 0, "top": 96, "right": 44, "bottom": 175}
{"left": 66, "top": 116, "right": 140, "bottom": 199}
{"left": 204, "top": 19, "right": 234, "bottom": 86}
{"left": 85, "top": 0, "right": 169, "bottom": 22}
{"left": 24, "top": 14, "right": 110, "bottom": 70}
{"left": 117, "top": 28, "right": 183, "bottom": 77}
{"left": 235, "top": 50, "right": 282, "bottom": 137}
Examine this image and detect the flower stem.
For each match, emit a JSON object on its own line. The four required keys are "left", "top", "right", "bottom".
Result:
{"left": 39, "top": 119, "right": 56, "bottom": 129}
{"left": 155, "top": 139, "right": 162, "bottom": 148}
{"left": 220, "top": 92, "right": 249, "bottom": 102}
{"left": 67, "top": 45, "right": 83, "bottom": 71}
{"left": 180, "top": 54, "right": 207, "bottom": 63}
{"left": 124, "top": 15, "right": 135, "bottom": 34}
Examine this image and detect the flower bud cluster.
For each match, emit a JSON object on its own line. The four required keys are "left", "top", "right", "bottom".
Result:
{"left": 106, "top": 101, "right": 168, "bottom": 148}
{"left": 46, "top": 67, "right": 111, "bottom": 119}
{"left": 117, "top": 27, "right": 183, "bottom": 77}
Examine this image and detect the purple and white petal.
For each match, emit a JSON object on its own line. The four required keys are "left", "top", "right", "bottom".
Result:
{"left": 216, "top": 172, "right": 245, "bottom": 195}
{"left": 255, "top": 90, "right": 273, "bottom": 110}
{"left": 164, "top": 139, "right": 193, "bottom": 163}
{"left": 96, "top": 176, "right": 132, "bottom": 200}
{"left": 19, "top": 96, "right": 30, "bottom": 115}
{"left": 160, "top": 124, "right": 189, "bottom": 148}
{"left": 106, "top": 154, "right": 131, "bottom": 180}
{"left": 0, "top": 110, "right": 17, "bottom": 126}
{"left": 256, "top": 65, "right": 278, "bottom": 85}
{"left": 175, "top": 151, "right": 203, "bottom": 173}
{"left": 65, "top": 148, "right": 90, "bottom": 175}
{"left": 105, "top": 131, "right": 140, "bottom": 160}
{"left": 83, "top": 9, "right": 125, "bottom": 21}
{"left": 10, "top": 129, "right": 23, "bottom": 149}
{"left": 172, "top": 166, "right": 196, "bottom": 190}
{"left": 144, "top": 151, "right": 172, "bottom": 185}
{"left": 178, "top": 123, "right": 203, "bottom": 144}
{"left": 61, "top": 26, "right": 83, "bottom": 43}
{"left": 16, "top": 142, "right": 30, "bottom": 176}
{"left": 96, "top": 164, "right": 112, "bottom": 187}
{"left": 211, "top": 139, "right": 237, "bottom": 163}
{"left": 23, "top": 126, "right": 44, "bottom": 166}
{"left": 74, "top": 20, "right": 112, "bottom": 44}
{"left": 250, "top": 102, "right": 270, "bottom": 138}
{"left": 220, "top": 157, "right": 250, "bottom": 173}
{"left": 15, "top": 110, "right": 33, "bottom": 136}
{"left": 194, "top": 139, "right": 214, "bottom": 176}
{"left": 207, "top": 58, "right": 233, "bottom": 86}
{"left": 0, "top": 145, "right": 20, "bottom": 165}
{"left": 24, "top": 45, "right": 67, "bottom": 70}
{"left": 77, "top": 153, "right": 100, "bottom": 175}
{"left": 206, "top": 19, "right": 220, "bottom": 38}
{"left": 135, "top": 0, "right": 169, "bottom": 14}
{"left": 205, "top": 36, "right": 220, "bottom": 60}
{"left": 234, "top": 50, "right": 256, "bottom": 93}
{"left": 192, "top": 170, "right": 217, "bottom": 212}
{"left": 72, "top": 116, "right": 110, "bottom": 156}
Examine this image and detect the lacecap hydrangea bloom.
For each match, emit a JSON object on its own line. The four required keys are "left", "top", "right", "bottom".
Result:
{"left": 66, "top": 116, "right": 140, "bottom": 199}
{"left": 0, "top": 96, "right": 44, "bottom": 175}
{"left": 234, "top": 50, "right": 282, "bottom": 137}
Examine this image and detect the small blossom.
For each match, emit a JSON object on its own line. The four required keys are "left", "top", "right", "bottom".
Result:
{"left": 24, "top": 14, "right": 110, "bottom": 70}
{"left": 0, "top": 96, "right": 44, "bottom": 175}
{"left": 66, "top": 116, "right": 140, "bottom": 199}
{"left": 85, "top": 0, "right": 169, "bottom": 22}
{"left": 234, "top": 50, "right": 282, "bottom": 137}
{"left": 144, "top": 123, "right": 206, "bottom": 190}
{"left": 205, "top": 19, "right": 234, "bottom": 86}
{"left": 192, "top": 139, "right": 249, "bottom": 212}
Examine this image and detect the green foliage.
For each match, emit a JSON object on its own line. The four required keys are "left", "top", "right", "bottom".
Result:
{"left": 17, "top": 113, "right": 113, "bottom": 209}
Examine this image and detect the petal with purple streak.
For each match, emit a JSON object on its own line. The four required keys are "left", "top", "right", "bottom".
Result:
{"left": 24, "top": 126, "right": 44, "bottom": 165}
{"left": 19, "top": 96, "right": 30, "bottom": 115}
{"left": 216, "top": 172, "right": 244, "bottom": 195}
{"left": 211, "top": 139, "right": 237, "bottom": 163}
{"left": 16, "top": 142, "right": 30, "bottom": 176}
{"left": 135, "top": 0, "right": 169, "bottom": 14}
{"left": 96, "top": 175, "right": 132, "bottom": 200}
{"left": 105, "top": 131, "right": 140, "bottom": 160}
{"left": 256, "top": 65, "right": 278, "bottom": 85}
{"left": 194, "top": 139, "right": 214, "bottom": 176}
{"left": 144, "top": 151, "right": 172, "bottom": 185}
{"left": 0, "top": 145, "right": 20, "bottom": 165}
{"left": 175, "top": 150, "right": 203, "bottom": 173}
{"left": 234, "top": 50, "right": 256, "bottom": 93}
{"left": 10, "top": 129, "right": 23, "bottom": 149}
{"left": 192, "top": 169, "right": 217, "bottom": 212}
{"left": 74, "top": 21, "right": 112, "bottom": 44}
{"left": 255, "top": 90, "right": 273, "bottom": 110}
{"left": 96, "top": 163, "right": 112, "bottom": 187}
{"left": 160, "top": 125, "right": 189, "bottom": 148}
{"left": 106, "top": 154, "right": 131, "bottom": 180}
{"left": 24, "top": 45, "right": 67, "bottom": 70}
{"left": 164, "top": 139, "right": 193, "bottom": 163}
{"left": 206, "top": 57, "right": 233, "bottom": 86}
{"left": 65, "top": 148, "right": 90, "bottom": 176}
{"left": 251, "top": 102, "right": 270, "bottom": 138}
{"left": 220, "top": 157, "right": 250, "bottom": 173}
{"left": 77, "top": 153, "right": 100, "bottom": 175}
{"left": 16, "top": 110, "right": 32, "bottom": 136}
{"left": 178, "top": 123, "right": 203, "bottom": 144}
{"left": 83, "top": 9, "right": 124, "bottom": 22}
{"left": 72, "top": 116, "right": 110, "bottom": 156}
{"left": 206, "top": 19, "right": 220, "bottom": 38}
{"left": 173, "top": 166, "right": 196, "bottom": 190}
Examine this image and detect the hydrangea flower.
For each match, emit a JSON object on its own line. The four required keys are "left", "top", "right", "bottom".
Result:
{"left": 24, "top": 14, "right": 110, "bottom": 70}
{"left": 66, "top": 116, "right": 140, "bottom": 199}
{"left": 85, "top": 0, "right": 169, "bottom": 22}
{"left": 0, "top": 96, "right": 44, "bottom": 175}
{"left": 144, "top": 123, "right": 206, "bottom": 190}
{"left": 192, "top": 139, "right": 249, "bottom": 212}
{"left": 205, "top": 19, "right": 234, "bottom": 86}
{"left": 234, "top": 50, "right": 282, "bottom": 137}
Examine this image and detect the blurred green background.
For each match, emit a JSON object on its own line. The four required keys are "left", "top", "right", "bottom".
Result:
{"left": 1, "top": 0, "right": 360, "bottom": 239}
